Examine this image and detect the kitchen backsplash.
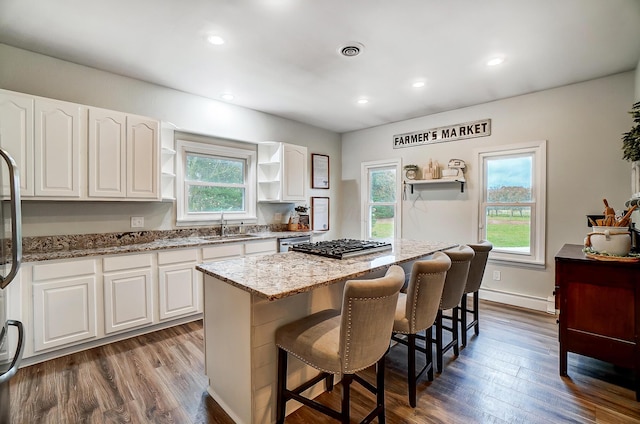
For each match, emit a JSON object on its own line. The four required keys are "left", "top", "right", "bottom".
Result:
{"left": 21, "top": 224, "right": 288, "bottom": 254}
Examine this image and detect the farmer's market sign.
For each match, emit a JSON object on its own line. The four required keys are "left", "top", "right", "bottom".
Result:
{"left": 393, "top": 119, "right": 491, "bottom": 149}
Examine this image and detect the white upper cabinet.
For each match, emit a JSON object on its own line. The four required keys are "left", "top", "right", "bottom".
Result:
{"left": 126, "top": 115, "right": 160, "bottom": 200}
{"left": 0, "top": 89, "right": 161, "bottom": 201}
{"left": 88, "top": 109, "right": 160, "bottom": 200}
{"left": 34, "top": 98, "right": 83, "bottom": 198}
{"left": 257, "top": 141, "right": 307, "bottom": 203}
{"left": 88, "top": 108, "right": 127, "bottom": 198}
{"left": 0, "top": 90, "right": 34, "bottom": 196}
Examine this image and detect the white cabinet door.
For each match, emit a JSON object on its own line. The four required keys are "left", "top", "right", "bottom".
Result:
{"left": 282, "top": 143, "right": 307, "bottom": 202}
{"left": 103, "top": 253, "right": 154, "bottom": 334}
{"left": 158, "top": 249, "right": 200, "bottom": 320}
{"left": 31, "top": 259, "right": 98, "bottom": 352}
{"left": 103, "top": 269, "right": 153, "bottom": 334}
{"left": 0, "top": 90, "right": 34, "bottom": 196}
{"left": 257, "top": 142, "right": 307, "bottom": 203}
{"left": 34, "top": 98, "right": 82, "bottom": 197}
{"left": 127, "top": 115, "right": 160, "bottom": 199}
{"left": 88, "top": 108, "right": 127, "bottom": 198}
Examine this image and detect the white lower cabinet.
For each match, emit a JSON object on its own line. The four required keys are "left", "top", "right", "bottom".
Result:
{"left": 158, "top": 248, "right": 201, "bottom": 320}
{"left": 31, "top": 259, "right": 98, "bottom": 353}
{"left": 103, "top": 253, "right": 154, "bottom": 334}
{"left": 23, "top": 238, "right": 278, "bottom": 361}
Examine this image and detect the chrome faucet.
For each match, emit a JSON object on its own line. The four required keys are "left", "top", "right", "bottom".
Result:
{"left": 220, "top": 212, "right": 226, "bottom": 237}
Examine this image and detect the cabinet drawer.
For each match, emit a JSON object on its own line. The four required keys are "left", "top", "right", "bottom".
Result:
{"left": 558, "top": 261, "right": 637, "bottom": 287}
{"left": 202, "top": 244, "right": 243, "bottom": 261}
{"left": 104, "top": 253, "right": 153, "bottom": 272}
{"left": 158, "top": 248, "right": 198, "bottom": 265}
{"left": 32, "top": 259, "right": 96, "bottom": 281}
{"left": 245, "top": 240, "right": 277, "bottom": 255}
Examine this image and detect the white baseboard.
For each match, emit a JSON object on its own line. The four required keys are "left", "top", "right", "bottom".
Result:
{"left": 479, "top": 287, "right": 553, "bottom": 313}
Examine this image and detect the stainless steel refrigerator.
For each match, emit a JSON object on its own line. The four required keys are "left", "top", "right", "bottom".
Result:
{"left": 0, "top": 147, "right": 23, "bottom": 424}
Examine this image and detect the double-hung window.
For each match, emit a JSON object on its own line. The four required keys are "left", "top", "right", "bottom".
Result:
{"left": 476, "top": 140, "right": 546, "bottom": 266}
{"left": 176, "top": 139, "right": 256, "bottom": 224}
{"left": 360, "top": 159, "right": 402, "bottom": 241}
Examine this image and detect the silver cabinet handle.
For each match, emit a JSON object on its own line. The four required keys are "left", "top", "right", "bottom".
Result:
{"left": 0, "top": 320, "right": 25, "bottom": 384}
{"left": 0, "top": 148, "right": 22, "bottom": 290}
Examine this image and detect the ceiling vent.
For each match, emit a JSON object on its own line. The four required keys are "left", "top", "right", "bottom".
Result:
{"left": 338, "top": 42, "right": 364, "bottom": 57}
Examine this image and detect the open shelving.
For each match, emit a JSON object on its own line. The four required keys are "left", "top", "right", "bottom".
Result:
{"left": 404, "top": 177, "right": 466, "bottom": 193}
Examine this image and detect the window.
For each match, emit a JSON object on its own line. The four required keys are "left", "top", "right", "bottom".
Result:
{"left": 476, "top": 141, "right": 546, "bottom": 266}
{"left": 176, "top": 139, "right": 256, "bottom": 224}
{"left": 361, "top": 159, "right": 402, "bottom": 241}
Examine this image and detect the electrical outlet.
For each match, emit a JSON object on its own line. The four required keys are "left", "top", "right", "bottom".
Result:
{"left": 274, "top": 212, "right": 282, "bottom": 222}
{"left": 493, "top": 270, "right": 501, "bottom": 281}
{"left": 131, "top": 216, "right": 144, "bottom": 228}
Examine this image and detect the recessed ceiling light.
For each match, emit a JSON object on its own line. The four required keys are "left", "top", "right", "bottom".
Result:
{"left": 357, "top": 98, "right": 369, "bottom": 105}
{"left": 221, "top": 93, "right": 234, "bottom": 101}
{"left": 412, "top": 81, "right": 426, "bottom": 88}
{"left": 207, "top": 35, "right": 225, "bottom": 45}
{"left": 486, "top": 57, "right": 505, "bottom": 66}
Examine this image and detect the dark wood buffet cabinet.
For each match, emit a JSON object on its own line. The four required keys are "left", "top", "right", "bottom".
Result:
{"left": 555, "top": 244, "right": 640, "bottom": 400}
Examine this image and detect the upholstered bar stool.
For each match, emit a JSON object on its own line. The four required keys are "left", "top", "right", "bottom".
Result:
{"left": 433, "top": 245, "right": 474, "bottom": 373}
{"left": 458, "top": 241, "right": 493, "bottom": 348}
{"left": 391, "top": 252, "right": 451, "bottom": 407}
{"left": 275, "top": 265, "right": 405, "bottom": 424}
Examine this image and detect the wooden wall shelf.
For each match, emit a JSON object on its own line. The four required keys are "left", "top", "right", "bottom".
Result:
{"left": 404, "top": 177, "right": 466, "bottom": 194}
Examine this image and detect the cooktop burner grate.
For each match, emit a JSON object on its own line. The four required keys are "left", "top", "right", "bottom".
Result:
{"left": 290, "top": 239, "right": 393, "bottom": 259}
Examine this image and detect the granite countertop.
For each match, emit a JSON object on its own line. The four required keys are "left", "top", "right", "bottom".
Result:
{"left": 196, "top": 239, "right": 457, "bottom": 301}
{"left": 22, "top": 228, "right": 314, "bottom": 263}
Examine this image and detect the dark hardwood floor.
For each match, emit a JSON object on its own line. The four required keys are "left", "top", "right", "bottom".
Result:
{"left": 9, "top": 300, "right": 640, "bottom": 423}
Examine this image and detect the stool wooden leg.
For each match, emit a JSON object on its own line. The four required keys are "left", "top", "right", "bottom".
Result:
{"left": 453, "top": 307, "right": 460, "bottom": 357}
{"left": 436, "top": 310, "right": 443, "bottom": 373}
{"left": 377, "top": 356, "right": 386, "bottom": 424}
{"left": 325, "top": 374, "right": 334, "bottom": 392}
{"left": 407, "top": 333, "right": 416, "bottom": 408}
{"left": 276, "top": 348, "right": 288, "bottom": 424}
{"left": 426, "top": 327, "right": 434, "bottom": 381}
{"left": 460, "top": 293, "right": 468, "bottom": 347}
{"left": 473, "top": 291, "right": 480, "bottom": 336}
{"left": 341, "top": 374, "right": 353, "bottom": 424}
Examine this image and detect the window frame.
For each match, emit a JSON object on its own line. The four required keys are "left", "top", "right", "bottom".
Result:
{"left": 475, "top": 140, "right": 547, "bottom": 267}
{"left": 360, "top": 159, "right": 402, "bottom": 240}
{"left": 175, "top": 139, "right": 256, "bottom": 225}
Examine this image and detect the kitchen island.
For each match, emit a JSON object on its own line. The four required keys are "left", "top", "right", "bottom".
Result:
{"left": 196, "top": 239, "right": 457, "bottom": 424}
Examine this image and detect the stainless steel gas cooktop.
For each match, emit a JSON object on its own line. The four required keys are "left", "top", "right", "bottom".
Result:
{"left": 290, "top": 239, "right": 392, "bottom": 259}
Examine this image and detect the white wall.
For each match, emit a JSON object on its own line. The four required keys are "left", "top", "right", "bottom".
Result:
{"left": 636, "top": 58, "right": 640, "bottom": 101}
{"left": 342, "top": 72, "right": 636, "bottom": 311}
{"left": 0, "top": 44, "right": 342, "bottom": 238}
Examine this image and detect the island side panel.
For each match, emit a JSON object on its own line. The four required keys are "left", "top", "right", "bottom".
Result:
{"left": 251, "top": 282, "right": 345, "bottom": 423}
{"left": 204, "top": 275, "right": 253, "bottom": 424}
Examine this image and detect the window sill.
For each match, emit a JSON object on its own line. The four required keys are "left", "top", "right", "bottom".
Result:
{"left": 488, "top": 256, "right": 546, "bottom": 270}
{"left": 176, "top": 215, "right": 258, "bottom": 227}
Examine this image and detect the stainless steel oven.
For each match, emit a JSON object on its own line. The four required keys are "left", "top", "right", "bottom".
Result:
{"left": 278, "top": 235, "right": 311, "bottom": 253}
{"left": 0, "top": 147, "right": 24, "bottom": 424}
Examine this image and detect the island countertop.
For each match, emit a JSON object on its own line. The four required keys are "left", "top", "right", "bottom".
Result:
{"left": 196, "top": 239, "right": 457, "bottom": 300}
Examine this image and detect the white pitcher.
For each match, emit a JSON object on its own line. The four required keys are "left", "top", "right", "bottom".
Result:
{"left": 584, "top": 226, "right": 631, "bottom": 256}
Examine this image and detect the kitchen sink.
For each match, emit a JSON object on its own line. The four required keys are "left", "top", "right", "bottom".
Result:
{"left": 199, "top": 234, "right": 261, "bottom": 241}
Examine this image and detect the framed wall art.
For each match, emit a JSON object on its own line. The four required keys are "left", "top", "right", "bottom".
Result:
{"left": 311, "top": 154, "right": 330, "bottom": 189}
{"left": 311, "top": 197, "right": 329, "bottom": 231}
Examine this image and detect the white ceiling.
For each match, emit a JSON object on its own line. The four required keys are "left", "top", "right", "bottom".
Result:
{"left": 1, "top": 0, "right": 639, "bottom": 133}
